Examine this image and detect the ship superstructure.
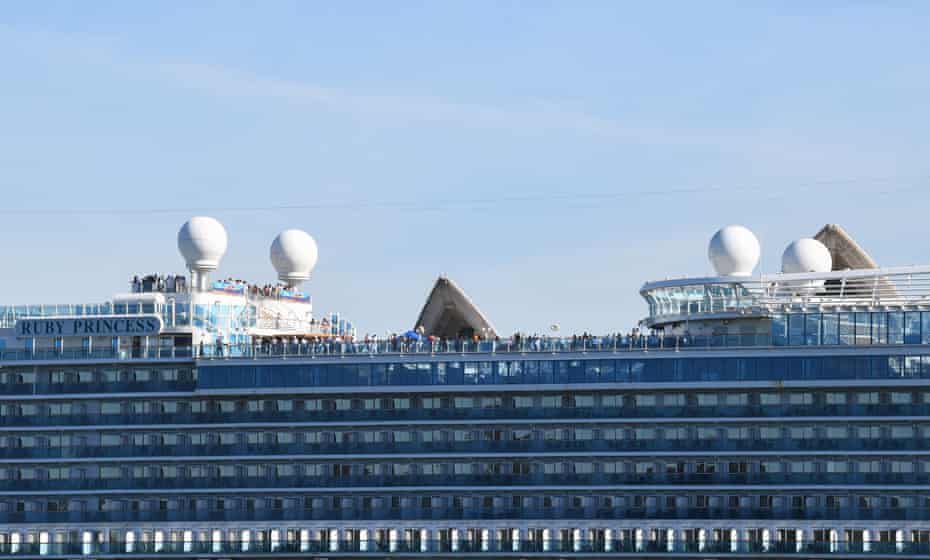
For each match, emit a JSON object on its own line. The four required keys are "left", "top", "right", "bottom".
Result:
{"left": 0, "top": 219, "right": 928, "bottom": 558}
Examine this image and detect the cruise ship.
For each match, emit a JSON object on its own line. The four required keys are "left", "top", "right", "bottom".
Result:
{"left": 0, "top": 216, "right": 929, "bottom": 558}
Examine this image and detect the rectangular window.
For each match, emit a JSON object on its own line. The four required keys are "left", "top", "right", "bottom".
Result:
{"left": 573, "top": 462, "right": 594, "bottom": 474}
{"left": 891, "top": 426, "right": 914, "bottom": 439}
{"left": 100, "top": 467, "right": 121, "bottom": 479}
{"left": 574, "top": 429, "right": 594, "bottom": 441}
{"left": 421, "top": 397, "right": 441, "bottom": 409}
{"left": 573, "top": 395, "right": 595, "bottom": 408}
{"left": 696, "top": 462, "right": 716, "bottom": 474}
{"left": 603, "top": 461, "right": 624, "bottom": 474}
{"left": 664, "top": 427, "right": 687, "bottom": 441}
{"left": 724, "top": 393, "right": 748, "bottom": 406}
{"left": 633, "top": 428, "right": 655, "bottom": 441}
{"left": 100, "top": 402, "right": 122, "bottom": 415}
{"left": 759, "top": 427, "right": 781, "bottom": 439}
{"left": 825, "top": 426, "right": 848, "bottom": 439}
{"left": 421, "top": 463, "right": 442, "bottom": 475}
{"left": 513, "top": 396, "right": 533, "bottom": 408}
{"left": 857, "top": 426, "right": 882, "bottom": 439}
{"left": 454, "top": 397, "right": 474, "bottom": 409}
{"left": 540, "top": 395, "right": 559, "bottom": 408}
{"left": 789, "top": 427, "right": 815, "bottom": 440}
{"left": 697, "top": 427, "right": 718, "bottom": 440}
{"left": 393, "top": 431, "right": 413, "bottom": 443}
{"left": 726, "top": 427, "right": 750, "bottom": 440}
{"left": 760, "top": 461, "right": 782, "bottom": 473}
{"left": 759, "top": 393, "right": 780, "bottom": 405}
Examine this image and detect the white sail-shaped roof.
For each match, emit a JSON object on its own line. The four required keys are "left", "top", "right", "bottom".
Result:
{"left": 414, "top": 276, "right": 497, "bottom": 339}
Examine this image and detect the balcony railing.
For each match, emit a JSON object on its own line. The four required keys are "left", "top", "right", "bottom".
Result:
{"left": 1, "top": 472, "right": 928, "bottom": 492}
{"left": 0, "top": 348, "right": 193, "bottom": 363}
{"left": 1, "top": 507, "right": 930, "bottom": 525}
{"left": 641, "top": 265, "right": 930, "bottom": 323}
{"left": 3, "top": 333, "right": 929, "bottom": 364}
{"left": 2, "top": 436, "right": 930, "bottom": 460}
{"left": 0, "top": 538, "right": 925, "bottom": 556}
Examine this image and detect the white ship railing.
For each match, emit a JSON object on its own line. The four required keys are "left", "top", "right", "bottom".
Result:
{"left": 641, "top": 265, "right": 930, "bottom": 321}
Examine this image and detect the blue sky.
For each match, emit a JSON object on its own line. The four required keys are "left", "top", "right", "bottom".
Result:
{"left": 1, "top": 2, "right": 929, "bottom": 335}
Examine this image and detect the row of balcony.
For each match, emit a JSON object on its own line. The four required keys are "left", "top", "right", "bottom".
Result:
{"left": 0, "top": 539, "right": 924, "bottom": 556}
{"left": 1, "top": 507, "right": 929, "bottom": 524}
{"left": 3, "top": 405, "right": 930, "bottom": 428}
{"left": 2, "top": 439, "right": 930, "bottom": 460}
{"left": 2, "top": 473, "right": 929, "bottom": 491}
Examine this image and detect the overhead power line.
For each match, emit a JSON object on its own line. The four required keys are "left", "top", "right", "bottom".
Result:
{"left": 0, "top": 177, "right": 924, "bottom": 216}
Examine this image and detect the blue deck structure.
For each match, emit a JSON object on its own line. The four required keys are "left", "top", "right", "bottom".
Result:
{"left": 0, "top": 220, "right": 929, "bottom": 558}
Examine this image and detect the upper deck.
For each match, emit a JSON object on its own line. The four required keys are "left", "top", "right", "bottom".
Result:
{"left": 641, "top": 265, "right": 930, "bottom": 327}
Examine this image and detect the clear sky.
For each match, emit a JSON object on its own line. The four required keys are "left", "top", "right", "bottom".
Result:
{"left": 1, "top": 2, "right": 929, "bottom": 335}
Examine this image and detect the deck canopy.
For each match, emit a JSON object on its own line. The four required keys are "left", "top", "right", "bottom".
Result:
{"left": 414, "top": 276, "right": 497, "bottom": 339}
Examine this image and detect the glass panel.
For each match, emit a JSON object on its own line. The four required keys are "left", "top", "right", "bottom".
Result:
{"left": 771, "top": 315, "right": 788, "bottom": 346}
{"left": 888, "top": 312, "right": 904, "bottom": 345}
{"left": 872, "top": 312, "right": 887, "bottom": 345}
{"left": 855, "top": 313, "right": 871, "bottom": 345}
{"left": 905, "top": 312, "right": 922, "bottom": 345}
{"left": 822, "top": 313, "right": 839, "bottom": 345}
{"left": 805, "top": 314, "right": 821, "bottom": 346}
{"left": 839, "top": 313, "right": 855, "bottom": 345}
{"left": 788, "top": 314, "right": 805, "bottom": 346}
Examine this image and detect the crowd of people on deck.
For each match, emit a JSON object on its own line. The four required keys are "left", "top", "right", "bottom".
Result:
{"left": 216, "top": 278, "right": 305, "bottom": 299}
{"left": 357, "top": 329, "right": 658, "bottom": 352}
{"left": 130, "top": 274, "right": 186, "bottom": 294}
{"left": 198, "top": 326, "right": 672, "bottom": 357}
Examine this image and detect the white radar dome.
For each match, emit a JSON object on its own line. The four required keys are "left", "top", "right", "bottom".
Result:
{"left": 270, "top": 229, "right": 319, "bottom": 285}
{"left": 781, "top": 238, "right": 832, "bottom": 274}
{"left": 708, "top": 225, "right": 761, "bottom": 277}
{"left": 177, "top": 216, "right": 228, "bottom": 271}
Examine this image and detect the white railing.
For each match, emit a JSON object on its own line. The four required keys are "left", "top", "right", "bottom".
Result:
{"left": 641, "top": 265, "right": 930, "bottom": 321}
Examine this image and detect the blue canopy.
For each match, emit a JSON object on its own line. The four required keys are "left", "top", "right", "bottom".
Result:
{"left": 402, "top": 330, "right": 422, "bottom": 340}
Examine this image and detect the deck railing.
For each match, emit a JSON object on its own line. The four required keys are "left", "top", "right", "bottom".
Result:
{"left": 0, "top": 538, "right": 924, "bottom": 556}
